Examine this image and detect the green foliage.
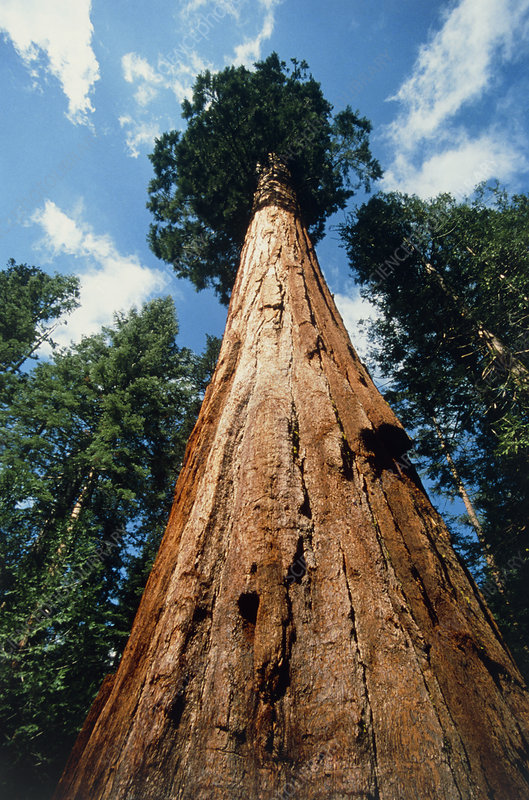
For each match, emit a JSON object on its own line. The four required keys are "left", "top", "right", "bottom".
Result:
{"left": 147, "top": 53, "right": 381, "bottom": 303}
{"left": 341, "top": 184, "right": 529, "bottom": 675}
{"left": 0, "top": 260, "right": 79, "bottom": 403}
{"left": 0, "top": 298, "right": 216, "bottom": 799}
{"left": 342, "top": 184, "right": 529, "bottom": 455}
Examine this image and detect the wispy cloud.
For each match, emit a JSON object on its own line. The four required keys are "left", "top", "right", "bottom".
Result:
{"left": 122, "top": 52, "right": 165, "bottom": 107}
{"left": 0, "top": 0, "right": 99, "bottom": 124}
{"left": 180, "top": 0, "right": 243, "bottom": 19}
{"left": 121, "top": 48, "right": 209, "bottom": 111}
{"left": 383, "top": 131, "right": 526, "bottom": 198}
{"left": 119, "top": 45, "right": 211, "bottom": 157}
{"left": 118, "top": 47, "right": 207, "bottom": 157}
{"left": 384, "top": 0, "right": 529, "bottom": 196}
{"left": 387, "top": 0, "right": 529, "bottom": 151}
{"left": 118, "top": 115, "right": 163, "bottom": 159}
{"left": 232, "top": 0, "right": 279, "bottom": 66}
{"left": 32, "top": 200, "right": 168, "bottom": 345}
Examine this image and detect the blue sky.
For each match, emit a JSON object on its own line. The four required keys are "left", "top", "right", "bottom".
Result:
{"left": 1, "top": 0, "right": 529, "bottom": 359}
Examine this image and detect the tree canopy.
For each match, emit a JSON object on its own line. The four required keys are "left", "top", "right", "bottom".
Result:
{"left": 147, "top": 53, "right": 381, "bottom": 303}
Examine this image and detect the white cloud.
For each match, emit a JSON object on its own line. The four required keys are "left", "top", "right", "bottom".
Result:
{"left": 384, "top": 0, "right": 529, "bottom": 197}
{"left": 122, "top": 52, "right": 164, "bottom": 106}
{"left": 387, "top": 0, "right": 529, "bottom": 151}
{"left": 232, "top": 0, "right": 279, "bottom": 66}
{"left": 181, "top": 0, "right": 209, "bottom": 12}
{"left": 122, "top": 52, "right": 161, "bottom": 86}
{"left": 382, "top": 132, "right": 525, "bottom": 198}
{"left": 0, "top": 0, "right": 99, "bottom": 124}
{"left": 121, "top": 48, "right": 208, "bottom": 112}
{"left": 181, "top": 0, "right": 243, "bottom": 19}
{"left": 119, "top": 115, "right": 162, "bottom": 158}
{"left": 119, "top": 49, "right": 209, "bottom": 156}
{"left": 32, "top": 200, "right": 168, "bottom": 346}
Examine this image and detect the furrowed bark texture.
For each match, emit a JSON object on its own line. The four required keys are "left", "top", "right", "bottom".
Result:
{"left": 55, "top": 159, "right": 529, "bottom": 800}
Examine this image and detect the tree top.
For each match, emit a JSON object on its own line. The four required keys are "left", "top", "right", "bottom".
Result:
{"left": 147, "top": 53, "right": 382, "bottom": 303}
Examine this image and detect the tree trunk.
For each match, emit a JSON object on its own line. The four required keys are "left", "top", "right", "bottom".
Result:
{"left": 55, "top": 156, "right": 529, "bottom": 800}
{"left": 47, "top": 467, "right": 96, "bottom": 571}
{"left": 7, "top": 319, "right": 61, "bottom": 374}
{"left": 430, "top": 415, "right": 505, "bottom": 593}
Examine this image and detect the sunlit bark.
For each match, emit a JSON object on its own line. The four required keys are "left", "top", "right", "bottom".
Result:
{"left": 55, "top": 156, "right": 529, "bottom": 800}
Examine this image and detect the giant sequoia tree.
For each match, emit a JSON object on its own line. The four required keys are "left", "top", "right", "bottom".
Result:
{"left": 54, "top": 60, "right": 529, "bottom": 799}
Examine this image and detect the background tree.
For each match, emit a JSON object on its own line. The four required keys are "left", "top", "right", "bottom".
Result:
{"left": 340, "top": 184, "right": 529, "bottom": 676}
{"left": 0, "top": 297, "right": 217, "bottom": 800}
{"left": 147, "top": 53, "right": 381, "bottom": 303}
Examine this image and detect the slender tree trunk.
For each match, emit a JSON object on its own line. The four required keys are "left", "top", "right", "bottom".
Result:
{"left": 7, "top": 320, "right": 60, "bottom": 374}
{"left": 50, "top": 467, "right": 96, "bottom": 565}
{"left": 55, "top": 157, "right": 529, "bottom": 800}
{"left": 464, "top": 245, "right": 529, "bottom": 305}
{"left": 475, "top": 324, "right": 529, "bottom": 386}
{"left": 430, "top": 415, "right": 504, "bottom": 593}
{"left": 14, "top": 468, "right": 96, "bottom": 653}
{"left": 30, "top": 467, "right": 94, "bottom": 562}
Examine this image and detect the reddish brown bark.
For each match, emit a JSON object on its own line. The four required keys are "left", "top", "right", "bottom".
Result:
{"left": 54, "top": 157, "right": 529, "bottom": 800}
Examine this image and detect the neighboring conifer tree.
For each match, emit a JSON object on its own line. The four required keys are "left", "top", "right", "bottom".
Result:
{"left": 0, "top": 259, "right": 79, "bottom": 404}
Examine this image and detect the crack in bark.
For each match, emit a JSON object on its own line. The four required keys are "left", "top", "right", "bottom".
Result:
{"left": 331, "top": 401, "right": 356, "bottom": 481}
{"left": 340, "top": 547, "right": 380, "bottom": 800}
{"left": 271, "top": 248, "right": 285, "bottom": 328}
{"left": 298, "top": 223, "right": 338, "bottom": 322}
{"left": 255, "top": 589, "right": 295, "bottom": 759}
{"left": 295, "top": 251, "right": 317, "bottom": 330}
{"left": 285, "top": 536, "right": 306, "bottom": 585}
